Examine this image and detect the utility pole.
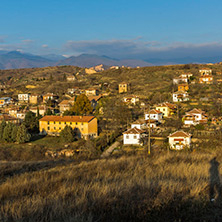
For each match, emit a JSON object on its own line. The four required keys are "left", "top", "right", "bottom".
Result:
{"left": 177, "top": 104, "right": 179, "bottom": 119}
{"left": 148, "top": 105, "right": 151, "bottom": 155}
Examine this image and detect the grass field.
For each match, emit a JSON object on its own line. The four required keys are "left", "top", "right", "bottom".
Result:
{"left": 0, "top": 152, "right": 222, "bottom": 221}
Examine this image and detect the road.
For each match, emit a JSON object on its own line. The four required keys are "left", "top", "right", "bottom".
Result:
{"left": 101, "top": 141, "right": 120, "bottom": 158}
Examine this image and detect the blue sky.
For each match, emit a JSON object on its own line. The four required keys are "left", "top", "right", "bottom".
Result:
{"left": 1, "top": 0, "right": 222, "bottom": 59}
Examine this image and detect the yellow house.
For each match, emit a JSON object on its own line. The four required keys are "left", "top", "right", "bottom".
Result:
{"left": 155, "top": 102, "right": 177, "bottom": 117}
{"left": 119, "top": 82, "right": 130, "bottom": 93}
{"left": 39, "top": 115, "right": 98, "bottom": 139}
{"left": 178, "top": 84, "right": 189, "bottom": 91}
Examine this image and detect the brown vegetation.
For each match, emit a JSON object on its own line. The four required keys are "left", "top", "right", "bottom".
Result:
{"left": 0, "top": 152, "right": 222, "bottom": 221}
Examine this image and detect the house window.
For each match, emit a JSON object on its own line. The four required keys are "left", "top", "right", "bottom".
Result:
{"left": 70, "top": 122, "right": 72, "bottom": 125}
{"left": 126, "top": 135, "right": 129, "bottom": 139}
{"left": 59, "top": 122, "right": 61, "bottom": 124}
{"left": 59, "top": 127, "right": 61, "bottom": 130}
{"left": 47, "top": 127, "right": 50, "bottom": 130}
{"left": 65, "top": 122, "right": 66, "bottom": 124}
{"left": 54, "top": 121, "right": 55, "bottom": 124}
{"left": 81, "top": 123, "right": 84, "bottom": 125}
{"left": 54, "top": 127, "right": 56, "bottom": 130}
{"left": 76, "top": 122, "right": 77, "bottom": 125}
{"left": 133, "top": 135, "right": 137, "bottom": 139}
{"left": 48, "top": 121, "right": 50, "bottom": 125}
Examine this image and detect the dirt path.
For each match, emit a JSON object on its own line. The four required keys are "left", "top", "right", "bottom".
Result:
{"left": 101, "top": 141, "right": 120, "bottom": 158}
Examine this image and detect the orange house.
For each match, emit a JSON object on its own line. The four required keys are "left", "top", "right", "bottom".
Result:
{"left": 178, "top": 84, "right": 189, "bottom": 91}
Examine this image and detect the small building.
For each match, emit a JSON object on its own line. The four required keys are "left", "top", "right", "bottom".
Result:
{"left": 123, "top": 127, "right": 146, "bottom": 145}
{"left": 178, "top": 84, "right": 189, "bottom": 92}
{"left": 18, "top": 93, "right": 30, "bottom": 102}
{"left": 85, "top": 88, "right": 98, "bottom": 96}
{"left": 173, "top": 77, "right": 188, "bottom": 85}
{"left": 156, "top": 102, "right": 177, "bottom": 117}
{"left": 183, "top": 108, "right": 208, "bottom": 126}
{"left": 119, "top": 82, "right": 130, "bottom": 93}
{"left": 67, "top": 75, "right": 76, "bottom": 81}
{"left": 145, "top": 109, "right": 163, "bottom": 122}
{"left": 123, "top": 95, "right": 139, "bottom": 105}
{"left": 87, "top": 95, "right": 102, "bottom": 109}
{"left": 168, "top": 131, "right": 192, "bottom": 150}
{"left": 59, "top": 98, "right": 75, "bottom": 113}
{"left": 173, "top": 91, "right": 189, "bottom": 102}
{"left": 67, "top": 87, "right": 80, "bottom": 94}
{"left": 199, "top": 68, "right": 212, "bottom": 76}
{"left": 16, "top": 111, "right": 27, "bottom": 121}
{"left": 29, "top": 94, "right": 42, "bottom": 104}
{"left": 180, "top": 73, "right": 193, "bottom": 78}
{"left": 0, "top": 97, "right": 12, "bottom": 107}
{"left": 43, "top": 93, "right": 57, "bottom": 103}
{"left": 199, "top": 75, "right": 213, "bottom": 84}
{"left": 131, "top": 119, "right": 146, "bottom": 129}
{"left": 39, "top": 115, "right": 98, "bottom": 139}
{"left": 30, "top": 106, "right": 47, "bottom": 116}
{"left": 0, "top": 114, "right": 19, "bottom": 124}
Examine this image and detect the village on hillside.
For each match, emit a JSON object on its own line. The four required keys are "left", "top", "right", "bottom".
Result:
{"left": 0, "top": 64, "right": 222, "bottom": 157}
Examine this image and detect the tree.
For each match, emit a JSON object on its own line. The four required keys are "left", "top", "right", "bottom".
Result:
{"left": 60, "top": 126, "right": 76, "bottom": 142}
{"left": 24, "top": 111, "right": 39, "bottom": 133}
{"left": 3, "top": 122, "right": 14, "bottom": 142}
{"left": 11, "top": 125, "right": 19, "bottom": 142}
{"left": 0, "top": 120, "right": 7, "bottom": 140}
{"left": 16, "top": 124, "right": 31, "bottom": 143}
{"left": 45, "top": 108, "right": 53, "bottom": 115}
{"left": 71, "top": 94, "right": 93, "bottom": 115}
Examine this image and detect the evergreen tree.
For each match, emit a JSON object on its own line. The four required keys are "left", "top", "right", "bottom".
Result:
{"left": 24, "top": 111, "right": 39, "bottom": 133}
{"left": 16, "top": 124, "right": 31, "bottom": 143}
{"left": 11, "top": 125, "right": 19, "bottom": 142}
{"left": 3, "top": 122, "right": 14, "bottom": 142}
{"left": 0, "top": 120, "right": 7, "bottom": 140}
{"left": 60, "top": 125, "right": 75, "bottom": 142}
{"left": 71, "top": 94, "right": 93, "bottom": 115}
{"left": 45, "top": 108, "right": 53, "bottom": 115}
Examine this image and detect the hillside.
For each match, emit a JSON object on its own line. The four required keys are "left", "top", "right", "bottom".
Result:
{"left": 0, "top": 153, "right": 222, "bottom": 221}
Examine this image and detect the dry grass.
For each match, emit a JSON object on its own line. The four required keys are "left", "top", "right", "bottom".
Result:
{"left": 0, "top": 152, "right": 222, "bottom": 221}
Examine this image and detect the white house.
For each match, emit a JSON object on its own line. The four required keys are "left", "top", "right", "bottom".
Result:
{"left": 173, "top": 91, "right": 189, "bottom": 102}
{"left": 123, "top": 95, "right": 139, "bottom": 105}
{"left": 183, "top": 108, "right": 208, "bottom": 126}
{"left": 131, "top": 119, "right": 146, "bottom": 129}
{"left": 173, "top": 77, "right": 188, "bottom": 85}
{"left": 123, "top": 127, "right": 146, "bottom": 145}
{"left": 145, "top": 119, "right": 159, "bottom": 128}
{"left": 180, "top": 73, "right": 193, "bottom": 78}
{"left": 18, "top": 93, "right": 30, "bottom": 102}
{"left": 145, "top": 109, "right": 163, "bottom": 122}
{"left": 168, "top": 131, "right": 192, "bottom": 150}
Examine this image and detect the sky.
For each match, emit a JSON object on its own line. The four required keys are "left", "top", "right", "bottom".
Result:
{"left": 1, "top": 0, "right": 222, "bottom": 60}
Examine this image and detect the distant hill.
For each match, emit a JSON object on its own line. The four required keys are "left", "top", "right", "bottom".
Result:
{"left": 1, "top": 50, "right": 222, "bottom": 70}
{"left": 0, "top": 51, "right": 55, "bottom": 69}
{"left": 56, "top": 54, "right": 153, "bottom": 68}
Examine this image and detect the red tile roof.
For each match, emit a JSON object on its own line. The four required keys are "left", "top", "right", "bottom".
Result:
{"left": 39, "top": 115, "right": 95, "bottom": 123}
{"left": 169, "top": 131, "right": 191, "bottom": 138}
{"left": 123, "top": 127, "right": 145, "bottom": 134}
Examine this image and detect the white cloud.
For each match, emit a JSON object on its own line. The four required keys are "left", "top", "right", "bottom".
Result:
{"left": 42, "top": 44, "right": 48, "bottom": 48}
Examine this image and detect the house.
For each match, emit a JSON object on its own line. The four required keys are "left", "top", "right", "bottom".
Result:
{"left": 173, "top": 77, "right": 188, "bottom": 85}
{"left": 123, "top": 127, "right": 146, "bottom": 145}
{"left": 168, "top": 131, "right": 192, "bottom": 150}
{"left": 0, "top": 114, "right": 19, "bottom": 124}
{"left": 0, "top": 97, "right": 12, "bottom": 107}
{"left": 178, "top": 84, "right": 189, "bottom": 91}
{"left": 199, "top": 68, "right": 212, "bottom": 76}
{"left": 67, "top": 75, "right": 76, "bottom": 81}
{"left": 85, "top": 88, "right": 98, "bottom": 96}
{"left": 87, "top": 95, "right": 102, "bottom": 109}
{"left": 131, "top": 119, "right": 146, "bottom": 129}
{"left": 155, "top": 102, "right": 177, "bottom": 117}
{"left": 39, "top": 115, "right": 98, "bottom": 139}
{"left": 59, "top": 98, "right": 75, "bottom": 113}
{"left": 67, "top": 87, "right": 80, "bottom": 94}
{"left": 145, "top": 119, "right": 159, "bottom": 128}
{"left": 16, "top": 111, "right": 27, "bottom": 121}
{"left": 8, "top": 107, "right": 20, "bottom": 117}
{"left": 118, "top": 82, "right": 130, "bottom": 93}
{"left": 29, "top": 106, "right": 48, "bottom": 116}
{"left": 18, "top": 93, "right": 30, "bottom": 102}
{"left": 123, "top": 95, "right": 139, "bottom": 105}
{"left": 145, "top": 109, "right": 163, "bottom": 122}
{"left": 183, "top": 108, "right": 208, "bottom": 126}
{"left": 173, "top": 91, "right": 189, "bottom": 102}
{"left": 43, "top": 93, "right": 57, "bottom": 103}
{"left": 199, "top": 75, "right": 213, "bottom": 84}
{"left": 29, "top": 94, "right": 42, "bottom": 104}
{"left": 180, "top": 73, "right": 193, "bottom": 78}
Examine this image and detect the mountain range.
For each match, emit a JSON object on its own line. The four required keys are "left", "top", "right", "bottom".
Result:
{"left": 0, "top": 50, "right": 221, "bottom": 70}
